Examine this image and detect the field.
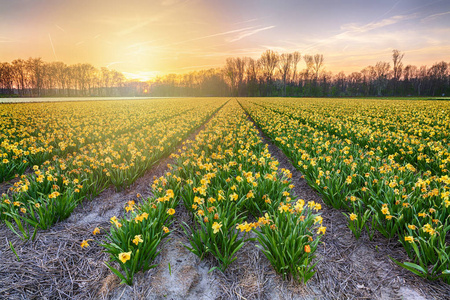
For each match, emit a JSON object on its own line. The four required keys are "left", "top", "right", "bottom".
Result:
{"left": 1, "top": 97, "right": 449, "bottom": 299}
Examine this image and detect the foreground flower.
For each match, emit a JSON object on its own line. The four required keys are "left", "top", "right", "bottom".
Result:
{"left": 118, "top": 251, "right": 132, "bottom": 263}
{"left": 93, "top": 227, "right": 100, "bottom": 235}
{"left": 304, "top": 244, "right": 311, "bottom": 253}
{"left": 80, "top": 240, "right": 90, "bottom": 248}
{"left": 404, "top": 236, "right": 414, "bottom": 243}
{"left": 132, "top": 235, "right": 143, "bottom": 245}
{"left": 317, "top": 226, "right": 326, "bottom": 235}
{"left": 349, "top": 213, "right": 357, "bottom": 221}
{"left": 110, "top": 216, "right": 122, "bottom": 228}
{"left": 212, "top": 222, "right": 222, "bottom": 234}
{"left": 167, "top": 208, "right": 175, "bottom": 215}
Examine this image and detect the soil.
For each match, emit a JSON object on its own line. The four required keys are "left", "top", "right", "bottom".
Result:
{"left": 1, "top": 99, "right": 449, "bottom": 299}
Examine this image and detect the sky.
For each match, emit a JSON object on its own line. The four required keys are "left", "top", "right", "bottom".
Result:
{"left": 0, "top": 0, "right": 449, "bottom": 81}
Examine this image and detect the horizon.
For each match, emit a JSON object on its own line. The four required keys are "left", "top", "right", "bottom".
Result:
{"left": 1, "top": 0, "right": 449, "bottom": 81}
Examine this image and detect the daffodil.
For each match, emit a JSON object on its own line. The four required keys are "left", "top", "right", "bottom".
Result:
{"left": 132, "top": 235, "right": 143, "bottom": 245}
{"left": 212, "top": 222, "right": 222, "bottom": 234}
{"left": 118, "top": 251, "right": 132, "bottom": 263}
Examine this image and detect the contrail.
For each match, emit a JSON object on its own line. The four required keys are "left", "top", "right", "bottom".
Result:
{"left": 48, "top": 33, "right": 58, "bottom": 60}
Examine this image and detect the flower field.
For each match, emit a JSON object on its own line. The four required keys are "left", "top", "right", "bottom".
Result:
{"left": 1, "top": 98, "right": 225, "bottom": 234}
{"left": 240, "top": 98, "right": 450, "bottom": 283}
{"left": 1, "top": 97, "right": 449, "bottom": 299}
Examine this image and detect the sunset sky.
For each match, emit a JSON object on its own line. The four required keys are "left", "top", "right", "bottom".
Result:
{"left": 0, "top": 0, "right": 449, "bottom": 81}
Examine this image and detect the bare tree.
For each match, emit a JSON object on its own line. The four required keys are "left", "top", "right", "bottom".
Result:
{"left": 245, "top": 57, "right": 259, "bottom": 96}
{"left": 259, "top": 50, "right": 279, "bottom": 95}
{"left": 392, "top": 49, "right": 404, "bottom": 95}
{"left": 11, "top": 59, "right": 27, "bottom": 96}
{"left": 291, "top": 51, "right": 301, "bottom": 84}
{"left": 374, "top": 61, "right": 390, "bottom": 96}
{"left": 303, "top": 54, "right": 314, "bottom": 81}
{"left": 392, "top": 49, "right": 404, "bottom": 81}
{"left": 224, "top": 58, "right": 237, "bottom": 96}
{"left": 312, "top": 54, "right": 324, "bottom": 81}
{"left": 0, "top": 62, "right": 14, "bottom": 94}
{"left": 278, "top": 53, "right": 293, "bottom": 97}
{"left": 234, "top": 57, "right": 246, "bottom": 96}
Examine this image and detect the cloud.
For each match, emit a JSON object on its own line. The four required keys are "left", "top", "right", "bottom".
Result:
{"left": 48, "top": 33, "right": 58, "bottom": 60}
{"left": 170, "top": 26, "right": 256, "bottom": 45}
{"left": 227, "top": 26, "right": 275, "bottom": 43}
{"left": 421, "top": 11, "right": 450, "bottom": 23}
{"left": 55, "top": 24, "right": 65, "bottom": 32}
{"left": 0, "top": 36, "right": 16, "bottom": 43}
{"left": 232, "top": 18, "right": 259, "bottom": 26}
{"left": 116, "top": 20, "right": 154, "bottom": 36}
{"left": 299, "top": 13, "right": 418, "bottom": 52}
{"left": 340, "top": 13, "right": 418, "bottom": 33}
{"left": 160, "top": 0, "right": 186, "bottom": 6}
{"left": 106, "top": 61, "right": 124, "bottom": 68}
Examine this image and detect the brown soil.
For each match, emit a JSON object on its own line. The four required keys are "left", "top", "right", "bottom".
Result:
{"left": 1, "top": 99, "right": 449, "bottom": 299}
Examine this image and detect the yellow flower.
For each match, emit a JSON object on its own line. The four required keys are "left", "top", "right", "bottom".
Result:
{"left": 80, "top": 240, "right": 90, "bottom": 248}
{"left": 278, "top": 204, "right": 289, "bottom": 213}
{"left": 212, "top": 222, "right": 222, "bottom": 234}
{"left": 20, "top": 207, "right": 26, "bottom": 213}
{"left": 230, "top": 193, "right": 238, "bottom": 201}
{"left": 118, "top": 251, "right": 132, "bottom": 263}
{"left": 314, "top": 216, "right": 323, "bottom": 224}
{"left": 132, "top": 235, "right": 143, "bottom": 245}
{"left": 408, "top": 224, "right": 417, "bottom": 230}
{"left": 349, "top": 213, "right": 357, "bottom": 221}
{"left": 110, "top": 216, "right": 122, "bottom": 228}
{"left": 167, "top": 208, "right": 175, "bottom": 215}
{"left": 93, "top": 227, "right": 100, "bottom": 235}
{"left": 404, "top": 236, "right": 414, "bottom": 243}
{"left": 163, "top": 226, "right": 169, "bottom": 233}
{"left": 166, "top": 189, "right": 174, "bottom": 199}
{"left": 313, "top": 203, "right": 321, "bottom": 211}
{"left": 317, "top": 226, "right": 326, "bottom": 235}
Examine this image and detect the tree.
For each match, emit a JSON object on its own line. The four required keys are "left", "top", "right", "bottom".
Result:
{"left": 259, "top": 50, "right": 279, "bottom": 95}
{"left": 313, "top": 54, "right": 324, "bottom": 80}
{"left": 291, "top": 51, "right": 301, "bottom": 85}
{"left": 278, "top": 53, "right": 293, "bottom": 97}
{"left": 224, "top": 58, "right": 237, "bottom": 96}
{"left": 235, "top": 58, "right": 246, "bottom": 96}
{"left": 11, "top": 59, "right": 27, "bottom": 96}
{"left": 0, "top": 62, "right": 14, "bottom": 94}
{"left": 374, "top": 61, "right": 390, "bottom": 96}
{"left": 245, "top": 57, "right": 259, "bottom": 96}
{"left": 392, "top": 49, "right": 404, "bottom": 95}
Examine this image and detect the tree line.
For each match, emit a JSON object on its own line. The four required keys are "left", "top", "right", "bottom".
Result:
{"left": 0, "top": 58, "right": 148, "bottom": 97}
{"left": 150, "top": 49, "right": 449, "bottom": 98}
{"left": 1, "top": 50, "right": 449, "bottom": 98}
